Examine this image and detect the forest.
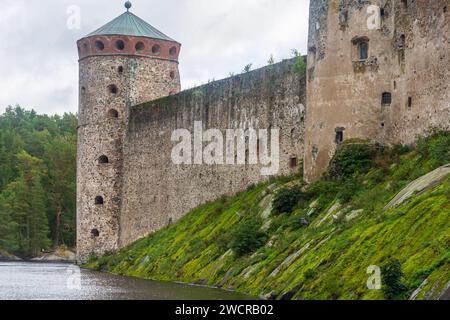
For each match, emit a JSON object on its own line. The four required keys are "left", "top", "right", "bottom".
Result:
{"left": 0, "top": 106, "right": 77, "bottom": 258}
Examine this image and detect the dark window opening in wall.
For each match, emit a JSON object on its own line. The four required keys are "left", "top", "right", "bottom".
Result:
{"left": 257, "top": 139, "right": 260, "bottom": 154}
{"left": 393, "top": 81, "right": 397, "bottom": 90}
{"left": 108, "top": 109, "right": 119, "bottom": 118}
{"left": 289, "top": 157, "right": 298, "bottom": 169}
{"left": 91, "top": 229, "right": 100, "bottom": 238}
{"left": 408, "top": 97, "right": 413, "bottom": 108}
{"left": 118, "top": 66, "right": 124, "bottom": 74}
{"left": 152, "top": 44, "right": 161, "bottom": 55}
{"left": 98, "top": 155, "right": 109, "bottom": 164}
{"left": 381, "top": 122, "right": 385, "bottom": 127}
{"left": 115, "top": 40, "right": 125, "bottom": 50}
{"left": 358, "top": 41, "right": 369, "bottom": 60}
{"left": 95, "top": 40, "right": 104, "bottom": 51}
{"left": 444, "top": 6, "right": 447, "bottom": 13}
{"left": 380, "top": 8, "right": 385, "bottom": 19}
{"left": 382, "top": 92, "right": 392, "bottom": 105}
{"left": 108, "top": 85, "right": 118, "bottom": 94}
{"left": 401, "top": 0, "right": 408, "bottom": 9}
{"left": 170, "top": 71, "right": 175, "bottom": 79}
{"left": 135, "top": 42, "right": 145, "bottom": 52}
{"left": 81, "top": 87, "right": 86, "bottom": 94}
{"left": 169, "top": 46, "right": 177, "bottom": 56}
{"left": 95, "top": 196, "right": 104, "bottom": 205}
{"left": 335, "top": 130, "right": 344, "bottom": 144}
{"left": 399, "top": 35, "right": 406, "bottom": 50}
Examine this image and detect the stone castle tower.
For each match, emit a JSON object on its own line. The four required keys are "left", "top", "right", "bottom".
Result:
{"left": 305, "top": 0, "right": 449, "bottom": 181}
{"left": 76, "top": 2, "right": 181, "bottom": 259}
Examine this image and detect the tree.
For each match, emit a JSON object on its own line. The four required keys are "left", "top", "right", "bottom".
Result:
{"left": 44, "top": 135, "right": 76, "bottom": 247}
{"left": 0, "top": 107, "right": 77, "bottom": 255}
{"left": 381, "top": 260, "right": 408, "bottom": 300}
{"left": 1, "top": 151, "right": 51, "bottom": 256}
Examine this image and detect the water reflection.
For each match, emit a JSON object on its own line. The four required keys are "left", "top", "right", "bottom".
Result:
{"left": 0, "top": 262, "right": 253, "bottom": 300}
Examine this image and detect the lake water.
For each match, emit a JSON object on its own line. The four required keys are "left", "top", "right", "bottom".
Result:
{"left": 0, "top": 262, "right": 253, "bottom": 300}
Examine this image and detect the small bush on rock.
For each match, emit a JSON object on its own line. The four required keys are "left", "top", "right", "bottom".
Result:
{"left": 230, "top": 218, "right": 267, "bottom": 257}
{"left": 272, "top": 187, "right": 304, "bottom": 215}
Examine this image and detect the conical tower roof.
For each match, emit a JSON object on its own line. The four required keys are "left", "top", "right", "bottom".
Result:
{"left": 86, "top": 2, "right": 175, "bottom": 42}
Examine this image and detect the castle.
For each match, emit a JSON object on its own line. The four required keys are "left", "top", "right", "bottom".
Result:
{"left": 77, "top": 1, "right": 449, "bottom": 260}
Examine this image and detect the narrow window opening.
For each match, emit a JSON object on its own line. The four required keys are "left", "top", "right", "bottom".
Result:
{"left": 91, "top": 229, "right": 100, "bottom": 238}
{"left": 382, "top": 92, "right": 392, "bottom": 106}
{"left": 118, "top": 66, "right": 124, "bottom": 74}
{"left": 98, "top": 155, "right": 109, "bottom": 164}
{"left": 115, "top": 40, "right": 125, "bottom": 51}
{"left": 169, "top": 46, "right": 177, "bottom": 56}
{"left": 335, "top": 130, "right": 344, "bottom": 144}
{"left": 408, "top": 97, "right": 412, "bottom": 108}
{"left": 358, "top": 41, "right": 369, "bottom": 60}
{"left": 289, "top": 157, "right": 298, "bottom": 169}
{"left": 380, "top": 8, "right": 385, "bottom": 18}
{"left": 401, "top": 0, "right": 408, "bottom": 9}
{"left": 170, "top": 71, "right": 175, "bottom": 79}
{"left": 108, "top": 109, "right": 119, "bottom": 118}
{"left": 444, "top": 6, "right": 447, "bottom": 13}
{"left": 381, "top": 122, "right": 385, "bottom": 127}
{"left": 95, "top": 196, "right": 104, "bottom": 205}
{"left": 81, "top": 87, "right": 86, "bottom": 94}
{"left": 108, "top": 85, "right": 118, "bottom": 95}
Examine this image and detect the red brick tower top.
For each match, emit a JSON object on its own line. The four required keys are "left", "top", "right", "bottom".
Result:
{"left": 76, "top": 1, "right": 181, "bottom": 62}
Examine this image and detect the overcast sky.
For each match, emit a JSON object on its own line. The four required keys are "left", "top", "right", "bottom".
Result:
{"left": 0, "top": 0, "right": 310, "bottom": 115}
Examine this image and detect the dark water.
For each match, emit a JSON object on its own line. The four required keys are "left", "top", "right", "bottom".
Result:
{"left": 0, "top": 262, "right": 253, "bottom": 300}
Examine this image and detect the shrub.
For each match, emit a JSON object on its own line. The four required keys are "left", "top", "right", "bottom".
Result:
{"left": 292, "top": 50, "right": 307, "bottom": 74}
{"left": 272, "top": 186, "right": 303, "bottom": 215}
{"left": 327, "top": 141, "right": 378, "bottom": 180}
{"left": 337, "top": 177, "right": 361, "bottom": 203}
{"left": 230, "top": 218, "right": 267, "bottom": 257}
{"left": 381, "top": 260, "right": 408, "bottom": 300}
{"left": 417, "top": 131, "right": 450, "bottom": 166}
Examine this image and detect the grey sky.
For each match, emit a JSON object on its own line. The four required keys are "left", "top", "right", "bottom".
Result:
{"left": 0, "top": 0, "right": 309, "bottom": 115}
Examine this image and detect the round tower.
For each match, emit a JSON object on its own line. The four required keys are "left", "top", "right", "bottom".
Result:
{"left": 76, "top": 2, "right": 181, "bottom": 260}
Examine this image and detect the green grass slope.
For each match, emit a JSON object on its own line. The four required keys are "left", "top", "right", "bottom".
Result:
{"left": 86, "top": 132, "right": 450, "bottom": 300}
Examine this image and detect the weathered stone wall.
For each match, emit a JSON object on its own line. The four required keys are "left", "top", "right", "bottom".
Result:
{"left": 305, "top": 0, "right": 449, "bottom": 181}
{"left": 118, "top": 59, "right": 306, "bottom": 247}
{"left": 77, "top": 52, "right": 180, "bottom": 260}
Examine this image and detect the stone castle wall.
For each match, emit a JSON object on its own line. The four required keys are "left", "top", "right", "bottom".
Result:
{"left": 118, "top": 59, "right": 306, "bottom": 247}
{"left": 305, "top": 0, "right": 449, "bottom": 181}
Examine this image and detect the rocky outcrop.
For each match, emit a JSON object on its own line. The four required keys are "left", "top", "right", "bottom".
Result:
{"left": 385, "top": 164, "right": 450, "bottom": 210}
{"left": 31, "top": 248, "right": 76, "bottom": 262}
{"left": 0, "top": 250, "right": 22, "bottom": 261}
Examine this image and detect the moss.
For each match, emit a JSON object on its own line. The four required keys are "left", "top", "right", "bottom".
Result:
{"left": 84, "top": 133, "right": 450, "bottom": 300}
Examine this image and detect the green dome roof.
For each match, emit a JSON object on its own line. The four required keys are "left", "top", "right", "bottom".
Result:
{"left": 87, "top": 11, "right": 175, "bottom": 42}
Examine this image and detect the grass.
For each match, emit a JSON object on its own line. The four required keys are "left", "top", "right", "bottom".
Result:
{"left": 85, "top": 132, "right": 450, "bottom": 300}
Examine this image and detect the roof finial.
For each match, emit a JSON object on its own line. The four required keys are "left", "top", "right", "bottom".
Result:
{"left": 125, "top": 1, "right": 132, "bottom": 12}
